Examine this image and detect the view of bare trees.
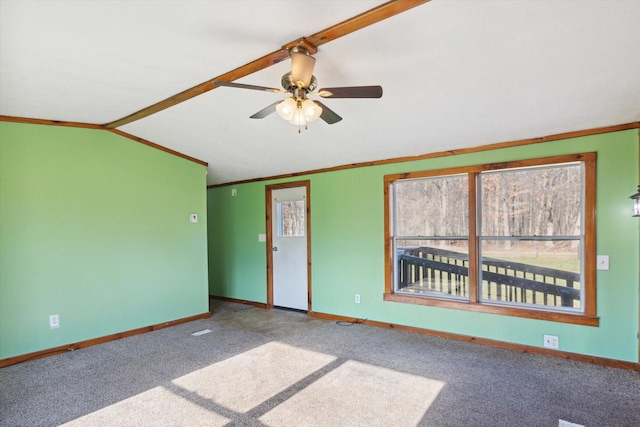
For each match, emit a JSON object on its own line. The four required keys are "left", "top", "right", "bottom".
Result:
{"left": 392, "top": 162, "right": 585, "bottom": 309}
{"left": 395, "top": 164, "right": 583, "bottom": 272}
{"left": 278, "top": 201, "right": 305, "bottom": 237}
{"left": 396, "top": 175, "right": 468, "bottom": 238}
{"left": 480, "top": 164, "right": 581, "bottom": 238}
{"left": 395, "top": 164, "right": 581, "bottom": 240}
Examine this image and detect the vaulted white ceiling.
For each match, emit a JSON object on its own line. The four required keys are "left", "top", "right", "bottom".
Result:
{"left": 1, "top": 1, "right": 639, "bottom": 185}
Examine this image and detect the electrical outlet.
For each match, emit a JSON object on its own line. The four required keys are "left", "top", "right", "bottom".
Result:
{"left": 355, "top": 294, "right": 361, "bottom": 304}
{"left": 49, "top": 314, "right": 60, "bottom": 329}
{"left": 231, "top": 188, "right": 237, "bottom": 197}
{"left": 544, "top": 334, "right": 559, "bottom": 349}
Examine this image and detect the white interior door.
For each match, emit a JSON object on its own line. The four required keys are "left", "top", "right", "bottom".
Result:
{"left": 272, "top": 186, "right": 308, "bottom": 310}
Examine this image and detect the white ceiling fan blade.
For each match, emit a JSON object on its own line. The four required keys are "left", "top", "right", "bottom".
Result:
{"left": 290, "top": 52, "right": 316, "bottom": 88}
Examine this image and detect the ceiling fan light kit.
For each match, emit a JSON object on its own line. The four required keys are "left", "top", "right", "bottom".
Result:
{"left": 213, "top": 46, "right": 382, "bottom": 133}
{"left": 301, "top": 99, "right": 322, "bottom": 122}
{"left": 276, "top": 97, "right": 296, "bottom": 121}
{"left": 277, "top": 98, "right": 322, "bottom": 124}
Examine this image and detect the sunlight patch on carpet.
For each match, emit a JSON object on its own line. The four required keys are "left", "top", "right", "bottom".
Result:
{"left": 259, "top": 360, "right": 445, "bottom": 426}
{"left": 172, "top": 341, "right": 336, "bottom": 413}
{"left": 61, "top": 386, "right": 230, "bottom": 426}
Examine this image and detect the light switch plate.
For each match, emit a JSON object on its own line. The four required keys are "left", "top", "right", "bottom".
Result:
{"left": 258, "top": 234, "right": 266, "bottom": 242}
{"left": 189, "top": 213, "right": 198, "bottom": 223}
{"left": 596, "top": 255, "right": 609, "bottom": 270}
{"left": 49, "top": 314, "right": 60, "bottom": 329}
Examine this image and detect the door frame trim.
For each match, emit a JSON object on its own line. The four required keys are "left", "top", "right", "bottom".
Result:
{"left": 265, "top": 180, "right": 312, "bottom": 311}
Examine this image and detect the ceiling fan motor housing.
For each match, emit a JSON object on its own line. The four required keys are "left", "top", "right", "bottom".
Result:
{"left": 281, "top": 72, "right": 317, "bottom": 93}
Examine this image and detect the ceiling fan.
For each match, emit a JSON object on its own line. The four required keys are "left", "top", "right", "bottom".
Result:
{"left": 213, "top": 46, "right": 382, "bottom": 132}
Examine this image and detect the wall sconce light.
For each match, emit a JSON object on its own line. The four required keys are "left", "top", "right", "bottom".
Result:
{"left": 630, "top": 185, "right": 640, "bottom": 217}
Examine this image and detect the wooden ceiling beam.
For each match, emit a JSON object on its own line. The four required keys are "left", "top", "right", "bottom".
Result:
{"left": 104, "top": 0, "right": 431, "bottom": 129}
{"left": 104, "top": 49, "right": 290, "bottom": 129}
{"left": 282, "top": 37, "right": 318, "bottom": 55}
{"left": 306, "top": 0, "right": 430, "bottom": 48}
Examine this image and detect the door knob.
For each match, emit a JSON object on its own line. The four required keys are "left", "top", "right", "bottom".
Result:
{"left": 272, "top": 246, "right": 278, "bottom": 252}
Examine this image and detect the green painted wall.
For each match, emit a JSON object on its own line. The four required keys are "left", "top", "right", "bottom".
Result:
{"left": 0, "top": 122, "right": 209, "bottom": 359}
{"left": 208, "top": 183, "right": 267, "bottom": 302}
{"left": 208, "top": 129, "right": 639, "bottom": 363}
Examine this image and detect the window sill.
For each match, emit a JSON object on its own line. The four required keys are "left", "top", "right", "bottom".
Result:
{"left": 383, "top": 293, "right": 599, "bottom": 327}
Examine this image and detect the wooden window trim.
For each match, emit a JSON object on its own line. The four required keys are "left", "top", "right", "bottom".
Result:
{"left": 384, "top": 153, "right": 599, "bottom": 327}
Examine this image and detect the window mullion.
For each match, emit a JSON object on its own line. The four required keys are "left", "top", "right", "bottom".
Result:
{"left": 468, "top": 171, "right": 479, "bottom": 304}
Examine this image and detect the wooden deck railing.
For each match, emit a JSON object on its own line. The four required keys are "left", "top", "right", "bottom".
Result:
{"left": 398, "top": 246, "right": 580, "bottom": 308}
